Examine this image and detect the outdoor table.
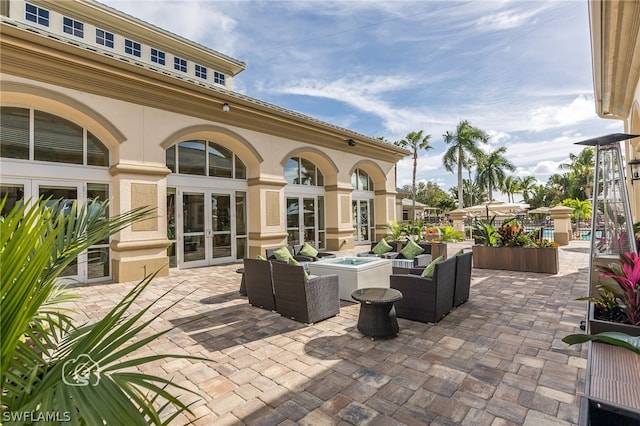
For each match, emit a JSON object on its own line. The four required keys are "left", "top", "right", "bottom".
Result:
{"left": 351, "top": 288, "right": 402, "bottom": 339}
{"left": 236, "top": 268, "right": 246, "bottom": 296}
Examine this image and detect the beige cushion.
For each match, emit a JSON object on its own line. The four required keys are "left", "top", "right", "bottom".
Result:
{"left": 372, "top": 239, "right": 393, "bottom": 256}
{"left": 421, "top": 255, "right": 445, "bottom": 278}
{"left": 299, "top": 242, "right": 319, "bottom": 258}
{"left": 401, "top": 239, "right": 425, "bottom": 260}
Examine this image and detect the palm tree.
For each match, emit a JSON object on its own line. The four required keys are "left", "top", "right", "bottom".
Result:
{"left": 443, "top": 120, "right": 488, "bottom": 209}
{"left": 395, "top": 130, "right": 433, "bottom": 222}
{"left": 559, "top": 147, "right": 595, "bottom": 199}
{"left": 518, "top": 176, "right": 538, "bottom": 203}
{"left": 502, "top": 176, "right": 521, "bottom": 203}
{"left": 476, "top": 146, "right": 516, "bottom": 201}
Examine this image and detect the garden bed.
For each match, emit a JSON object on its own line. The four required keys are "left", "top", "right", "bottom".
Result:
{"left": 472, "top": 246, "right": 559, "bottom": 274}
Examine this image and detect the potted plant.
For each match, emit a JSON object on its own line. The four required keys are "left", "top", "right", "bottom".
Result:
{"left": 581, "top": 252, "right": 640, "bottom": 336}
{"left": 471, "top": 217, "right": 559, "bottom": 274}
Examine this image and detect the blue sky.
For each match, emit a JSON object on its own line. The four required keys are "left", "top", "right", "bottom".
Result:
{"left": 102, "top": 0, "right": 622, "bottom": 200}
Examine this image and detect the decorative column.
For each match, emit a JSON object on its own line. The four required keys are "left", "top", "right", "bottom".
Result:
{"left": 246, "top": 176, "right": 288, "bottom": 258}
{"left": 549, "top": 205, "right": 573, "bottom": 246}
{"left": 448, "top": 209, "right": 467, "bottom": 235}
{"left": 373, "top": 190, "right": 398, "bottom": 243}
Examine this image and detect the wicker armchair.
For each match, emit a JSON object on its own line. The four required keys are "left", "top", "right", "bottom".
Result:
{"left": 265, "top": 246, "right": 313, "bottom": 262}
{"left": 291, "top": 244, "right": 337, "bottom": 261}
{"left": 271, "top": 261, "right": 340, "bottom": 324}
{"left": 454, "top": 252, "right": 472, "bottom": 307}
{"left": 389, "top": 256, "right": 457, "bottom": 323}
{"left": 242, "top": 258, "right": 276, "bottom": 311}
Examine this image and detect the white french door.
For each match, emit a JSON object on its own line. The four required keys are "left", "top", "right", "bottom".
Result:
{"left": 0, "top": 178, "right": 111, "bottom": 283}
{"left": 352, "top": 198, "right": 374, "bottom": 245}
{"left": 177, "top": 189, "right": 235, "bottom": 268}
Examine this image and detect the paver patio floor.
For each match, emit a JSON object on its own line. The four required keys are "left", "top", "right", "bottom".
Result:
{"left": 65, "top": 240, "right": 590, "bottom": 425}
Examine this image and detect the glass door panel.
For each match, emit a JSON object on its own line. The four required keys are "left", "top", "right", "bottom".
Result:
{"left": 39, "top": 184, "right": 79, "bottom": 277}
{"left": 0, "top": 184, "right": 25, "bottom": 217}
{"left": 286, "top": 197, "right": 300, "bottom": 245}
{"left": 303, "top": 198, "right": 316, "bottom": 246}
{"left": 183, "top": 192, "right": 206, "bottom": 264}
{"left": 352, "top": 199, "right": 371, "bottom": 244}
{"left": 211, "top": 194, "right": 232, "bottom": 259}
{"left": 87, "top": 183, "right": 110, "bottom": 279}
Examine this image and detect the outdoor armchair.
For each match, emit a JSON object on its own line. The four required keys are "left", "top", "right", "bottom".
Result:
{"left": 383, "top": 251, "right": 431, "bottom": 268}
{"left": 271, "top": 261, "right": 340, "bottom": 324}
{"left": 453, "top": 251, "right": 472, "bottom": 307}
{"left": 389, "top": 256, "right": 457, "bottom": 323}
{"left": 242, "top": 258, "right": 276, "bottom": 311}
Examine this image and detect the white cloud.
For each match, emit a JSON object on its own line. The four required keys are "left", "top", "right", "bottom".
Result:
{"left": 529, "top": 94, "right": 598, "bottom": 132}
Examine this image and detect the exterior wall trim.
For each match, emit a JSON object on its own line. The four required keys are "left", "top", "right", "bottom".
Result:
{"left": 109, "top": 163, "right": 172, "bottom": 177}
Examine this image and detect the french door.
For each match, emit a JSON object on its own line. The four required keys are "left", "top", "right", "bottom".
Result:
{"left": 0, "top": 179, "right": 111, "bottom": 282}
{"left": 286, "top": 195, "right": 325, "bottom": 249}
{"left": 177, "top": 189, "right": 238, "bottom": 268}
{"left": 352, "top": 198, "right": 374, "bottom": 245}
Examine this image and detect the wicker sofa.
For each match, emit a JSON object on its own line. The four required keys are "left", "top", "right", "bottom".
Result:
{"left": 291, "top": 244, "right": 337, "bottom": 261}
{"left": 265, "top": 246, "right": 314, "bottom": 262}
{"left": 389, "top": 256, "right": 457, "bottom": 323}
{"left": 271, "top": 261, "right": 340, "bottom": 324}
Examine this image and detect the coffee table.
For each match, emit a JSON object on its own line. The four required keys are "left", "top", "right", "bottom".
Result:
{"left": 308, "top": 257, "right": 392, "bottom": 301}
{"left": 351, "top": 288, "right": 403, "bottom": 339}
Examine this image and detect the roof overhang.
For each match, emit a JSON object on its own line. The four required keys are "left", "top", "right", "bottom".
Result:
{"left": 589, "top": 0, "right": 640, "bottom": 119}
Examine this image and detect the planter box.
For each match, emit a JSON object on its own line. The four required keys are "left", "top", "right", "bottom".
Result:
{"left": 418, "top": 242, "right": 448, "bottom": 260}
{"left": 588, "top": 303, "right": 640, "bottom": 336}
{"left": 472, "top": 245, "right": 559, "bottom": 274}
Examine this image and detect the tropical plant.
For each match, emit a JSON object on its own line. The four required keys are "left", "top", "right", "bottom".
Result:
{"left": 385, "top": 220, "right": 403, "bottom": 241}
{"left": 596, "top": 252, "right": 640, "bottom": 326}
{"left": 471, "top": 216, "right": 499, "bottom": 247}
{"left": 577, "top": 284, "right": 627, "bottom": 323}
{"left": 442, "top": 120, "right": 488, "bottom": 209}
{"left": 517, "top": 176, "right": 537, "bottom": 204}
{"left": 1, "top": 197, "right": 205, "bottom": 424}
{"left": 476, "top": 147, "right": 516, "bottom": 201}
{"left": 395, "top": 130, "right": 433, "bottom": 222}
{"left": 437, "top": 225, "right": 465, "bottom": 242}
{"left": 563, "top": 331, "right": 640, "bottom": 355}
{"left": 501, "top": 176, "right": 520, "bottom": 204}
{"left": 561, "top": 198, "right": 592, "bottom": 233}
{"left": 559, "top": 147, "right": 595, "bottom": 199}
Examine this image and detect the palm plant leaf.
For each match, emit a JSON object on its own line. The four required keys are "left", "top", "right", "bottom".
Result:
{"left": 562, "top": 332, "right": 640, "bottom": 355}
{"left": 1, "top": 197, "right": 207, "bottom": 424}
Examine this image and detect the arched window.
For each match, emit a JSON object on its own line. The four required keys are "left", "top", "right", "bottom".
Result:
{"left": 351, "top": 168, "right": 373, "bottom": 191}
{"left": 166, "top": 140, "right": 246, "bottom": 179}
{"left": 0, "top": 107, "right": 109, "bottom": 166}
{"left": 284, "top": 157, "right": 324, "bottom": 186}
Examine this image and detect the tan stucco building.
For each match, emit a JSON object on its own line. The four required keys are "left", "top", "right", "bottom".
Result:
{"left": 589, "top": 0, "right": 640, "bottom": 220}
{"left": 0, "top": 0, "right": 409, "bottom": 283}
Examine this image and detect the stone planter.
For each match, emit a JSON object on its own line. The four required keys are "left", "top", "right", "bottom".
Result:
{"left": 418, "top": 242, "right": 447, "bottom": 260}
{"left": 588, "top": 303, "right": 640, "bottom": 336}
{"left": 472, "top": 246, "right": 559, "bottom": 274}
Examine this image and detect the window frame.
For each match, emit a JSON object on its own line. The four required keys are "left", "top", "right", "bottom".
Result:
{"left": 95, "top": 28, "right": 114, "bottom": 48}
{"left": 150, "top": 48, "right": 166, "bottom": 66}
{"left": 213, "top": 71, "right": 226, "bottom": 86}
{"left": 25, "top": 2, "right": 49, "bottom": 26}
{"left": 124, "top": 39, "right": 142, "bottom": 57}
{"left": 174, "top": 57, "right": 188, "bottom": 73}
{"left": 195, "top": 64, "right": 207, "bottom": 80}
{"left": 62, "top": 16, "right": 84, "bottom": 38}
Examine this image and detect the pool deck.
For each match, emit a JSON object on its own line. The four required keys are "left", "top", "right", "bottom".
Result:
{"left": 65, "top": 240, "right": 591, "bottom": 425}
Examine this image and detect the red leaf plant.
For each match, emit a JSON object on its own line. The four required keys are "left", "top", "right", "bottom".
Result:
{"left": 597, "top": 252, "right": 640, "bottom": 326}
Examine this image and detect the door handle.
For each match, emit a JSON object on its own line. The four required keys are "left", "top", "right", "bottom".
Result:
{"left": 206, "top": 229, "right": 214, "bottom": 237}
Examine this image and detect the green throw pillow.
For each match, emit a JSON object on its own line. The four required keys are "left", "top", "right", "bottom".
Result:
{"left": 372, "top": 239, "right": 393, "bottom": 256}
{"left": 273, "top": 246, "right": 293, "bottom": 262}
{"left": 256, "top": 254, "right": 267, "bottom": 261}
{"left": 401, "top": 239, "right": 425, "bottom": 260}
{"left": 455, "top": 249, "right": 464, "bottom": 256}
{"left": 299, "top": 242, "right": 319, "bottom": 258}
{"left": 421, "top": 255, "right": 445, "bottom": 278}
{"left": 287, "top": 257, "right": 309, "bottom": 279}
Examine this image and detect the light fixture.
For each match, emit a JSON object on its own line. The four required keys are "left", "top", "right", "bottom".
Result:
{"left": 347, "top": 138, "right": 356, "bottom": 147}
{"left": 629, "top": 159, "right": 640, "bottom": 181}
{"left": 222, "top": 103, "right": 230, "bottom": 112}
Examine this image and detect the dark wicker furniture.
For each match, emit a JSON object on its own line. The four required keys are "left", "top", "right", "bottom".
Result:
{"left": 242, "top": 258, "right": 276, "bottom": 310}
{"left": 351, "top": 288, "right": 402, "bottom": 338}
{"left": 389, "top": 256, "right": 457, "bottom": 323}
{"left": 265, "top": 246, "right": 313, "bottom": 262}
{"left": 454, "top": 252, "right": 472, "bottom": 307}
{"left": 271, "top": 261, "right": 340, "bottom": 324}
{"left": 292, "top": 244, "right": 337, "bottom": 261}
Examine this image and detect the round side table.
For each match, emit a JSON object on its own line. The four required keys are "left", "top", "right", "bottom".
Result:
{"left": 351, "top": 288, "right": 402, "bottom": 339}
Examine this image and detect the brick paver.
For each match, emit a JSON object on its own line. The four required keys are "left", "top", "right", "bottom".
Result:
{"left": 63, "top": 240, "right": 590, "bottom": 425}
